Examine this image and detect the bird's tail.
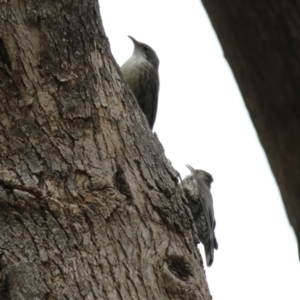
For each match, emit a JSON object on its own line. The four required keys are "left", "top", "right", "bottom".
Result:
{"left": 205, "top": 234, "right": 218, "bottom": 267}
{"left": 204, "top": 243, "right": 214, "bottom": 267}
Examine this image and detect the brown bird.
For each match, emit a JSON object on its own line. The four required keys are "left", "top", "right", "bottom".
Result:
{"left": 181, "top": 165, "right": 218, "bottom": 266}
{"left": 121, "top": 36, "right": 159, "bottom": 129}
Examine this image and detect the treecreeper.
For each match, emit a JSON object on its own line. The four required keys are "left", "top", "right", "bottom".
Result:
{"left": 181, "top": 165, "right": 218, "bottom": 267}
{"left": 121, "top": 36, "right": 159, "bottom": 130}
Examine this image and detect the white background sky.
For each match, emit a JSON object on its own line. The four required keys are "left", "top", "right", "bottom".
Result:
{"left": 100, "top": 0, "right": 300, "bottom": 299}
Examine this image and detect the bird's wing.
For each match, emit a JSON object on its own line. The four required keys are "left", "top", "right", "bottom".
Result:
{"left": 197, "top": 180, "right": 215, "bottom": 242}
{"left": 148, "top": 71, "right": 159, "bottom": 129}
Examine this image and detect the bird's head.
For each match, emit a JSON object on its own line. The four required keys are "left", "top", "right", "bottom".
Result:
{"left": 128, "top": 36, "right": 159, "bottom": 69}
{"left": 186, "top": 165, "right": 214, "bottom": 187}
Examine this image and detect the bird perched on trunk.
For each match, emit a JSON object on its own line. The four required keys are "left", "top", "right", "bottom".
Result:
{"left": 121, "top": 36, "right": 159, "bottom": 130}
{"left": 181, "top": 165, "right": 218, "bottom": 267}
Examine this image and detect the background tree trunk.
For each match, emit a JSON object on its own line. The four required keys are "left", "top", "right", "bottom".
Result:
{"left": 0, "top": 0, "right": 212, "bottom": 299}
{"left": 202, "top": 0, "right": 300, "bottom": 257}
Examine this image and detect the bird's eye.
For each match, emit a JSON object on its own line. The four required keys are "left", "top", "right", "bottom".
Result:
{"left": 143, "top": 46, "right": 148, "bottom": 52}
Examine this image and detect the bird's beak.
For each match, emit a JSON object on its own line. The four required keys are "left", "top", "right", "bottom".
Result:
{"left": 128, "top": 35, "right": 138, "bottom": 45}
{"left": 186, "top": 164, "right": 195, "bottom": 172}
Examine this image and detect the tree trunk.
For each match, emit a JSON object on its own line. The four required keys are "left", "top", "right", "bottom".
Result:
{"left": 0, "top": 0, "right": 212, "bottom": 299}
{"left": 201, "top": 0, "right": 300, "bottom": 257}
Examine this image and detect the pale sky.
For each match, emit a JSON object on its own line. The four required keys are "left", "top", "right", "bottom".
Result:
{"left": 99, "top": 0, "right": 300, "bottom": 299}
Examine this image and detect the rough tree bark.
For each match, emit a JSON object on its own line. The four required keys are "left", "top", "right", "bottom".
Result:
{"left": 201, "top": 1, "right": 300, "bottom": 257}
{"left": 0, "top": 0, "right": 212, "bottom": 299}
